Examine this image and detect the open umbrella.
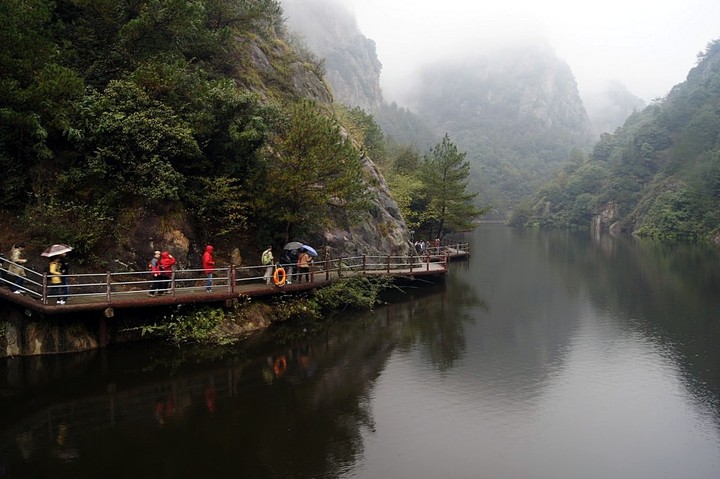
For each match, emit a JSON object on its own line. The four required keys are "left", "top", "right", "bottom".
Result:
{"left": 283, "top": 241, "right": 303, "bottom": 251}
{"left": 41, "top": 244, "right": 73, "bottom": 257}
{"left": 302, "top": 244, "right": 318, "bottom": 257}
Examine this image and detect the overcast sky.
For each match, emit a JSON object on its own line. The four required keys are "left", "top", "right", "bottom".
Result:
{"left": 334, "top": 0, "right": 720, "bottom": 104}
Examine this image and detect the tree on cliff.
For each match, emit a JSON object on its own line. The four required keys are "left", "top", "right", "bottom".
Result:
{"left": 419, "top": 134, "right": 485, "bottom": 238}
{"left": 255, "top": 100, "right": 367, "bottom": 242}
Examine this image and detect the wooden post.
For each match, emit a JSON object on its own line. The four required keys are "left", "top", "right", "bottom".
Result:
{"left": 410, "top": 254, "right": 414, "bottom": 273}
{"left": 106, "top": 272, "right": 112, "bottom": 302}
{"left": 325, "top": 254, "right": 329, "bottom": 281}
{"left": 170, "top": 270, "right": 176, "bottom": 297}
{"left": 386, "top": 255, "right": 391, "bottom": 274}
{"left": 42, "top": 273, "right": 48, "bottom": 305}
{"left": 229, "top": 265, "right": 236, "bottom": 293}
{"left": 362, "top": 254, "right": 367, "bottom": 273}
{"left": 426, "top": 253, "right": 430, "bottom": 272}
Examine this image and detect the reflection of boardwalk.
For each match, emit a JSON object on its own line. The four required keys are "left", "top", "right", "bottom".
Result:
{"left": 0, "top": 246, "right": 468, "bottom": 315}
{"left": 0, "top": 315, "right": 398, "bottom": 473}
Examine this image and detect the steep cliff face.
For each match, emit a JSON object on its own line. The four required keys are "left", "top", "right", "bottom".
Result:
{"left": 321, "top": 155, "right": 411, "bottom": 257}
{"left": 282, "top": 0, "right": 384, "bottom": 112}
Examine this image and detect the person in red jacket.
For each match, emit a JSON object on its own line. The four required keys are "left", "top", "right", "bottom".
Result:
{"left": 159, "top": 251, "right": 176, "bottom": 293}
{"left": 202, "top": 245, "right": 215, "bottom": 292}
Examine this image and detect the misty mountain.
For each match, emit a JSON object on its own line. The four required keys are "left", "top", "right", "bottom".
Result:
{"left": 283, "top": 1, "right": 597, "bottom": 217}
{"left": 282, "top": 0, "right": 438, "bottom": 151}
{"left": 409, "top": 43, "right": 596, "bottom": 215}
{"left": 282, "top": 0, "right": 383, "bottom": 111}
{"left": 514, "top": 39, "right": 720, "bottom": 240}
{"left": 582, "top": 80, "right": 646, "bottom": 136}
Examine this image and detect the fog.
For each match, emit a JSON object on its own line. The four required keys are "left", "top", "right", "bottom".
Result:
{"left": 333, "top": 0, "right": 720, "bottom": 105}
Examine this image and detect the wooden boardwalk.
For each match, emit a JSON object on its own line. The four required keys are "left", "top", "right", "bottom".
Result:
{"left": 0, "top": 248, "right": 466, "bottom": 316}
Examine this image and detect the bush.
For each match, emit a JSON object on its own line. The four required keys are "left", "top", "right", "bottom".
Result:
{"left": 311, "top": 276, "right": 391, "bottom": 312}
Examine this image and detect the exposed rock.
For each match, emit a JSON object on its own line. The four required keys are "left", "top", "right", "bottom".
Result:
{"left": 282, "top": 0, "right": 384, "bottom": 111}
{"left": 592, "top": 201, "right": 619, "bottom": 235}
{"left": 322, "top": 155, "right": 411, "bottom": 257}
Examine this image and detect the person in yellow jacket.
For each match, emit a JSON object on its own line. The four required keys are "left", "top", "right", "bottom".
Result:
{"left": 296, "top": 249, "right": 312, "bottom": 284}
{"left": 48, "top": 257, "right": 64, "bottom": 304}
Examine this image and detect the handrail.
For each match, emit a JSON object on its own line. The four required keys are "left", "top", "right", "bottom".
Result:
{"left": 0, "top": 243, "right": 469, "bottom": 305}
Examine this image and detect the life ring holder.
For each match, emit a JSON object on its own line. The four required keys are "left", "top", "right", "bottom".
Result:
{"left": 273, "top": 266, "right": 287, "bottom": 286}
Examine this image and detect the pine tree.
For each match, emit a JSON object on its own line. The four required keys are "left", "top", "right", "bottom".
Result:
{"left": 420, "top": 134, "right": 485, "bottom": 237}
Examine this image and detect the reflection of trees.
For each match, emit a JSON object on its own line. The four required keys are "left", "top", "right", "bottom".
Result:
{"left": 385, "top": 268, "right": 484, "bottom": 372}
{"left": 540, "top": 227, "right": 720, "bottom": 420}
{"left": 0, "top": 316, "right": 401, "bottom": 478}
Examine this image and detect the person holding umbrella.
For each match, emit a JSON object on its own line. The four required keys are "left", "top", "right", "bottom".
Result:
{"left": 48, "top": 256, "right": 63, "bottom": 304}
{"left": 296, "top": 248, "right": 312, "bottom": 284}
{"left": 281, "top": 242, "right": 303, "bottom": 285}
{"left": 41, "top": 244, "right": 73, "bottom": 302}
{"left": 57, "top": 253, "right": 70, "bottom": 304}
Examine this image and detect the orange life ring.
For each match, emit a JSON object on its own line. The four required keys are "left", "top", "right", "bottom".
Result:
{"left": 273, "top": 355, "right": 288, "bottom": 376}
{"left": 273, "top": 266, "right": 286, "bottom": 286}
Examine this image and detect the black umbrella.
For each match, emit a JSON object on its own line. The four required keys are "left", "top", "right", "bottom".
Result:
{"left": 283, "top": 241, "right": 303, "bottom": 250}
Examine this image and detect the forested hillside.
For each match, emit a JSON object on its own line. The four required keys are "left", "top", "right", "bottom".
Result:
{"left": 513, "top": 40, "right": 720, "bottom": 241}
{"left": 0, "top": 0, "right": 412, "bottom": 268}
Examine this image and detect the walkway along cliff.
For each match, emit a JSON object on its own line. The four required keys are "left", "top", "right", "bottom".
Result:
{"left": 0, "top": 245, "right": 469, "bottom": 356}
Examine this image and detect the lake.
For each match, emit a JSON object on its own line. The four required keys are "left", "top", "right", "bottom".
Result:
{"left": 1, "top": 224, "right": 719, "bottom": 478}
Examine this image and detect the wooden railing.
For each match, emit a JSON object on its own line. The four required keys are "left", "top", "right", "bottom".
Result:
{"left": 0, "top": 243, "right": 467, "bottom": 305}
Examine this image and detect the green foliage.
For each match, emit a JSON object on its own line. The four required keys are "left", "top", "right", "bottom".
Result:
{"left": 419, "top": 134, "right": 485, "bottom": 237}
{"left": 335, "top": 105, "right": 386, "bottom": 165}
{"left": 142, "top": 306, "right": 238, "bottom": 346}
{"left": 272, "top": 296, "right": 321, "bottom": 322}
{"left": 183, "top": 176, "right": 249, "bottom": 239}
{"left": 77, "top": 79, "right": 195, "bottom": 203}
{"left": 311, "top": 276, "right": 392, "bottom": 312}
{"left": 21, "top": 202, "right": 112, "bottom": 259}
{"left": 269, "top": 276, "right": 392, "bottom": 324}
{"left": 517, "top": 39, "right": 720, "bottom": 239}
{"left": 256, "top": 100, "right": 368, "bottom": 241}
{"left": 387, "top": 173, "right": 425, "bottom": 230}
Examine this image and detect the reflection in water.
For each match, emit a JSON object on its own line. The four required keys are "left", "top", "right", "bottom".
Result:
{"left": 0, "top": 224, "right": 719, "bottom": 478}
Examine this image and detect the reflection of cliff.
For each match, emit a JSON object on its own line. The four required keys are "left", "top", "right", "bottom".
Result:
{"left": 0, "top": 317, "right": 399, "bottom": 478}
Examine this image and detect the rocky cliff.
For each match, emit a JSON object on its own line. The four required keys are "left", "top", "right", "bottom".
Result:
{"left": 282, "top": 0, "right": 384, "bottom": 112}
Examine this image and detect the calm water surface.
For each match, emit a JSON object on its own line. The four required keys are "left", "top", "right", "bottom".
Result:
{"left": 1, "top": 224, "right": 719, "bottom": 478}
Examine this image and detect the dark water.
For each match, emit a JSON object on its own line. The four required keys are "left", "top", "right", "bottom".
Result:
{"left": 1, "top": 224, "right": 719, "bottom": 478}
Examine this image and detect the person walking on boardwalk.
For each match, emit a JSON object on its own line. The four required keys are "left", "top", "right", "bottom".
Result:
{"left": 202, "top": 245, "right": 215, "bottom": 292}
{"left": 148, "top": 251, "right": 161, "bottom": 296}
{"left": 297, "top": 248, "right": 311, "bottom": 284}
{"left": 7, "top": 243, "right": 27, "bottom": 293}
{"left": 159, "top": 251, "right": 176, "bottom": 293}
{"left": 48, "top": 257, "right": 64, "bottom": 304}
{"left": 261, "top": 245, "right": 274, "bottom": 284}
{"left": 57, "top": 253, "right": 69, "bottom": 303}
